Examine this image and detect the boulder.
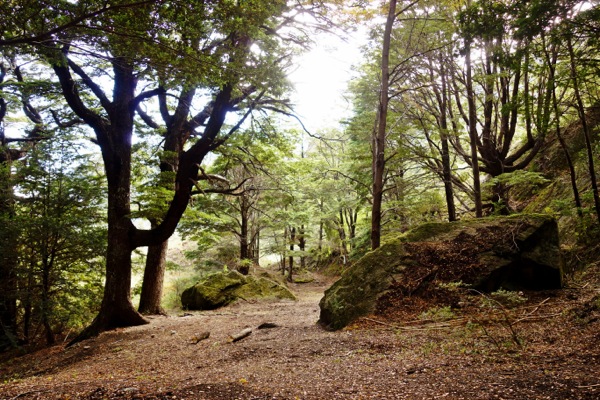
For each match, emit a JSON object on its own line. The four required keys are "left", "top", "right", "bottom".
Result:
{"left": 181, "top": 270, "right": 296, "bottom": 310}
{"left": 319, "top": 214, "right": 563, "bottom": 330}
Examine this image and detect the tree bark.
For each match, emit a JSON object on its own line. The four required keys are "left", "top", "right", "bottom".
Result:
{"left": 371, "top": 0, "right": 396, "bottom": 249}
{"left": 138, "top": 232, "right": 168, "bottom": 315}
{"left": 73, "top": 172, "right": 148, "bottom": 343}
{"left": 299, "top": 225, "right": 306, "bottom": 269}
{"left": 438, "top": 60, "right": 456, "bottom": 221}
{"left": 465, "top": 39, "right": 483, "bottom": 217}
{"left": 288, "top": 227, "right": 295, "bottom": 282}
{"left": 337, "top": 209, "right": 348, "bottom": 258}
{"left": 54, "top": 56, "right": 149, "bottom": 345}
{"left": 239, "top": 194, "right": 249, "bottom": 262}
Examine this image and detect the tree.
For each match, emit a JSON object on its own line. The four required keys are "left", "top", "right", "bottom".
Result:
{"left": 0, "top": 54, "right": 51, "bottom": 349}
{"left": 15, "top": 137, "right": 105, "bottom": 345}
{"left": 454, "top": 0, "right": 567, "bottom": 214}
{"left": 381, "top": 1, "right": 462, "bottom": 221}
{"left": 371, "top": 0, "right": 397, "bottom": 250}
{"left": 18, "top": 0, "right": 298, "bottom": 343}
{"left": 565, "top": 21, "right": 600, "bottom": 222}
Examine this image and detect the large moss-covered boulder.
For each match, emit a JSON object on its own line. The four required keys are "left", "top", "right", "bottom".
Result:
{"left": 181, "top": 270, "right": 296, "bottom": 310}
{"left": 319, "top": 215, "right": 564, "bottom": 330}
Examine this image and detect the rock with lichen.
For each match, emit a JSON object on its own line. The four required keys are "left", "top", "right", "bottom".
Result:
{"left": 181, "top": 270, "right": 296, "bottom": 310}
{"left": 318, "top": 214, "right": 564, "bottom": 330}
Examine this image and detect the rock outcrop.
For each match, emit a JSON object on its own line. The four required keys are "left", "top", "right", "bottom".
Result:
{"left": 319, "top": 214, "right": 563, "bottom": 330}
{"left": 181, "top": 270, "right": 296, "bottom": 310}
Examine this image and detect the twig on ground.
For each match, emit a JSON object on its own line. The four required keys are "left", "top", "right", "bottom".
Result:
{"left": 11, "top": 390, "right": 51, "bottom": 399}
{"left": 577, "top": 383, "right": 600, "bottom": 388}
{"left": 362, "top": 317, "right": 464, "bottom": 331}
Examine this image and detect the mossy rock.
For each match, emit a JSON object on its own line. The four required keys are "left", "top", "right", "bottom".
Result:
{"left": 319, "top": 214, "right": 564, "bottom": 330}
{"left": 181, "top": 270, "right": 296, "bottom": 310}
{"left": 235, "top": 276, "right": 296, "bottom": 301}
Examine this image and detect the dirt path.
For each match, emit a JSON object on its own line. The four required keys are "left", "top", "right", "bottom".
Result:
{"left": 1, "top": 277, "right": 599, "bottom": 399}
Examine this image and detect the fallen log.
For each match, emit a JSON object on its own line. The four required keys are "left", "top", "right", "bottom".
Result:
{"left": 190, "top": 331, "right": 210, "bottom": 344}
{"left": 229, "top": 328, "right": 253, "bottom": 342}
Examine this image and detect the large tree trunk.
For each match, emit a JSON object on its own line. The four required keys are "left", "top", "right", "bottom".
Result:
{"left": 138, "top": 107, "right": 185, "bottom": 314}
{"left": 70, "top": 179, "right": 148, "bottom": 344}
{"left": 63, "top": 59, "right": 148, "bottom": 345}
{"left": 371, "top": 0, "right": 396, "bottom": 250}
{"left": 138, "top": 231, "right": 168, "bottom": 315}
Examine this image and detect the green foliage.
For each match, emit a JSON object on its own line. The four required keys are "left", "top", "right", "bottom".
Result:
{"left": 10, "top": 135, "right": 106, "bottom": 343}
{"left": 480, "top": 290, "right": 528, "bottom": 309}
{"left": 485, "top": 171, "right": 550, "bottom": 192}
{"left": 162, "top": 273, "right": 205, "bottom": 311}
{"left": 419, "top": 306, "right": 456, "bottom": 322}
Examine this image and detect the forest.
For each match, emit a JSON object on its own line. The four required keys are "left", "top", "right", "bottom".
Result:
{"left": 1, "top": 0, "right": 600, "bottom": 399}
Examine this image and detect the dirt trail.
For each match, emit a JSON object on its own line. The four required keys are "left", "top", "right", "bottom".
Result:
{"left": 1, "top": 276, "right": 599, "bottom": 399}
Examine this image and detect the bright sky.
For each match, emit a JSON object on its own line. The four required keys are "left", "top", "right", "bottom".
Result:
{"left": 288, "top": 31, "right": 365, "bottom": 134}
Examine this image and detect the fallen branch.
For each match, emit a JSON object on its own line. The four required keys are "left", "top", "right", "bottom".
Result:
{"left": 513, "top": 312, "right": 562, "bottom": 325}
{"left": 189, "top": 331, "right": 210, "bottom": 344}
{"left": 11, "top": 390, "right": 51, "bottom": 399}
{"left": 229, "top": 328, "right": 253, "bottom": 343}
{"left": 519, "top": 297, "right": 551, "bottom": 317}
{"left": 577, "top": 383, "right": 600, "bottom": 388}
{"left": 362, "top": 317, "right": 464, "bottom": 331}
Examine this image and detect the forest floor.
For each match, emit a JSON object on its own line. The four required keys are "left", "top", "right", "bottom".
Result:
{"left": 1, "top": 267, "right": 600, "bottom": 400}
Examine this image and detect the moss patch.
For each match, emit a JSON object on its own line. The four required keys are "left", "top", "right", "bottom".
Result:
{"left": 181, "top": 270, "right": 296, "bottom": 310}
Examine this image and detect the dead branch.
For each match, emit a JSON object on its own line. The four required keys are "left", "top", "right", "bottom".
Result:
{"left": 189, "top": 331, "right": 210, "bottom": 344}
{"left": 228, "top": 328, "right": 253, "bottom": 343}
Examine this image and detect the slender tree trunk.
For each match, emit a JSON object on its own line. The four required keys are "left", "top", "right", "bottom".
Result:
{"left": 0, "top": 159, "right": 18, "bottom": 350}
{"left": 371, "top": 0, "right": 396, "bottom": 250}
{"left": 543, "top": 36, "right": 582, "bottom": 216}
{"left": 465, "top": 39, "right": 483, "bottom": 217}
{"left": 439, "top": 61, "right": 456, "bottom": 221}
{"left": 338, "top": 209, "right": 348, "bottom": 258}
{"left": 22, "top": 269, "right": 33, "bottom": 342}
{"left": 299, "top": 225, "right": 306, "bottom": 269}
{"left": 566, "top": 36, "right": 600, "bottom": 222}
{"left": 288, "top": 227, "right": 295, "bottom": 282}
{"left": 138, "top": 226, "right": 167, "bottom": 315}
{"left": 281, "top": 227, "right": 287, "bottom": 274}
{"left": 41, "top": 263, "right": 54, "bottom": 345}
{"left": 318, "top": 199, "right": 324, "bottom": 251}
{"left": 239, "top": 195, "right": 249, "bottom": 263}
{"left": 249, "top": 223, "right": 259, "bottom": 265}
